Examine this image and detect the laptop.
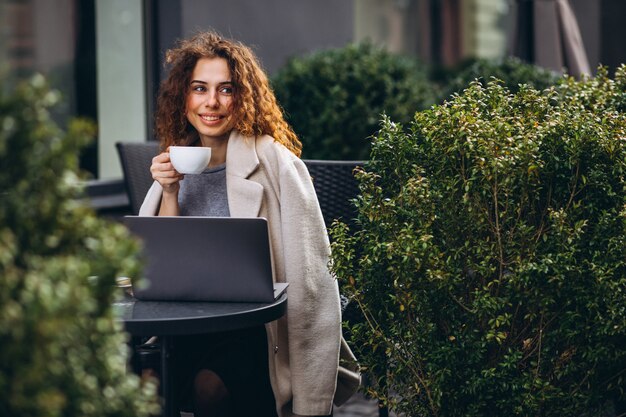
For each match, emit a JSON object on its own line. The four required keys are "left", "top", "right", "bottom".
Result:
{"left": 124, "top": 216, "right": 288, "bottom": 303}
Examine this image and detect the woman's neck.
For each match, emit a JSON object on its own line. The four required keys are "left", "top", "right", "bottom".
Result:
{"left": 199, "top": 131, "right": 230, "bottom": 167}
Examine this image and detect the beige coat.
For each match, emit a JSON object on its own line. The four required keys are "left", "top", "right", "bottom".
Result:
{"left": 139, "top": 130, "right": 360, "bottom": 416}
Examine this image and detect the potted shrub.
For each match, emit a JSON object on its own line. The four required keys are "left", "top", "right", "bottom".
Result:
{"left": 272, "top": 43, "right": 436, "bottom": 160}
{"left": 330, "top": 66, "right": 626, "bottom": 416}
{"left": 0, "top": 75, "right": 158, "bottom": 416}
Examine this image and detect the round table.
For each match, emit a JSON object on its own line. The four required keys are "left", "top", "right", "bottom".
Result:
{"left": 114, "top": 294, "right": 287, "bottom": 417}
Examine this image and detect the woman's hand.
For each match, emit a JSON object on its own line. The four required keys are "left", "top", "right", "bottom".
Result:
{"left": 151, "top": 149, "right": 183, "bottom": 216}
{"left": 150, "top": 149, "right": 184, "bottom": 194}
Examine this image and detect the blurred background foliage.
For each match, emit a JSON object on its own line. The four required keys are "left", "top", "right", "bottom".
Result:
{"left": 433, "top": 56, "right": 563, "bottom": 102}
{"left": 329, "top": 65, "right": 626, "bottom": 416}
{"left": 0, "top": 74, "right": 159, "bottom": 417}
{"left": 272, "top": 43, "right": 563, "bottom": 160}
{"left": 272, "top": 42, "right": 435, "bottom": 160}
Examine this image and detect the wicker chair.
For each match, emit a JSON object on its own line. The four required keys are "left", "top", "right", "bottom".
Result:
{"left": 303, "top": 159, "right": 364, "bottom": 228}
{"left": 115, "top": 141, "right": 160, "bottom": 215}
{"left": 115, "top": 145, "right": 364, "bottom": 223}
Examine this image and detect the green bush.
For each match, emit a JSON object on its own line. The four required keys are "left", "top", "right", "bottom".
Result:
{"left": 0, "top": 75, "right": 159, "bottom": 416}
{"left": 436, "top": 56, "right": 562, "bottom": 103}
{"left": 330, "top": 66, "right": 626, "bottom": 416}
{"left": 272, "top": 43, "right": 436, "bottom": 160}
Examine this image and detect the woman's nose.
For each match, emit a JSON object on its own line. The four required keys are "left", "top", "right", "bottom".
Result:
{"left": 205, "top": 91, "right": 219, "bottom": 108}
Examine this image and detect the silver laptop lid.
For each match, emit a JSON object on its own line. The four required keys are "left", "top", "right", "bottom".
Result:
{"left": 124, "top": 216, "right": 282, "bottom": 303}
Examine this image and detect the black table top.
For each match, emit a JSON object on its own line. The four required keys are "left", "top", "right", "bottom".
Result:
{"left": 113, "top": 293, "right": 287, "bottom": 336}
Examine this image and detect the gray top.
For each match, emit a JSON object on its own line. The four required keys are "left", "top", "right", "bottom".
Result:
{"left": 178, "top": 163, "right": 230, "bottom": 217}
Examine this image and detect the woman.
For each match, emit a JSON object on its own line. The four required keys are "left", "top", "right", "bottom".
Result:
{"left": 139, "top": 31, "right": 360, "bottom": 417}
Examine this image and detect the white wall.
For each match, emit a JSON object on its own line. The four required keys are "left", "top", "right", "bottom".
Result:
{"left": 96, "top": 0, "right": 146, "bottom": 179}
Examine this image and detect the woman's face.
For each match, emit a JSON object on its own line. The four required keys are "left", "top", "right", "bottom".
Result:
{"left": 185, "top": 57, "right": 235, "bottom": 144}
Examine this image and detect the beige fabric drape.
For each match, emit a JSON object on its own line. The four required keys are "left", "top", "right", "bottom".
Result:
{"left": 510, "top": 0, "right": 591, "bottom": 77}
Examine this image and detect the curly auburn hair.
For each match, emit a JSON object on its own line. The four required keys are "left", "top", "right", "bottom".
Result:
{"left": 155, "top": 31, "right": 302, "bottom": 157}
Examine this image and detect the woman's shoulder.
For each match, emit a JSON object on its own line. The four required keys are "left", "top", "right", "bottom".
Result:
{"left": 255, "top": 134, "right": 300, "bottom": 166}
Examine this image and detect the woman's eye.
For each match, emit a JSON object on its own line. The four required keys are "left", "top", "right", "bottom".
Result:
{"left": 219, "top": 85, "right": 233, "bottom": 95}
{"left": 192, "top": 85, "right": 206, "bottom": 92}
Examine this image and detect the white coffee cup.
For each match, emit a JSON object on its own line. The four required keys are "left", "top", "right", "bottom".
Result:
{"left": 169, "top": 146, "right": 212, "bottom": 174}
